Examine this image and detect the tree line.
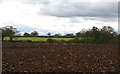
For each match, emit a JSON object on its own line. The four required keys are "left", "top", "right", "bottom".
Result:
{"left": 0, "top": 25, "right": 119, "bottom": 43}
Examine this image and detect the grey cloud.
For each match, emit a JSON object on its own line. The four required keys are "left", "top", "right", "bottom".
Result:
{"left": 62, "top": 25, "right": 66, "bottom": 27}
{"left": 0, "top": 0, "right": 3, "bottom": 3}
{"left": 69, "top": 17, "right": 83, "bottom": 23}
{"left": 23, "top": 0, "right": 71, "bottom": 5}
{"left": 22, "top": 0, "right": 118, "bottom": 21}
{"left": 22, "top": 0, "right": 50, "bottom": 5}
{"left": 53, "top": 25, "right": 57, "bottom": 27}
{"left": 39, "top": 2, "right": 118, "bottom": 20}
{"left": 69, "top": 24, "right": 74, "bottom": 27}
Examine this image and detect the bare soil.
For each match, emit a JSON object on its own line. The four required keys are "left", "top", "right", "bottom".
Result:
{"left": 2, "top": 42, "right": 119, "bottom": 72}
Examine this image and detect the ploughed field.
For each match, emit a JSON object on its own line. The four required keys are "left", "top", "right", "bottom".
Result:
{"left": 2, "top": 42, "right": 119, "bottom": 72}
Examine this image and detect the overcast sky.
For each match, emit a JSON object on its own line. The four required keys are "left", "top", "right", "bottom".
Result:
{"left": 0, "top": 0, "right": 119, "bottom": 35}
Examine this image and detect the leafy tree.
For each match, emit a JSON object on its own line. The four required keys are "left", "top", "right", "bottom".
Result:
{"left": 91, "top": 27, "right": 101, "bottom": 43}
{"left": 31, "top": 31, "right": 39, "bottom": 36}
{"left": 100, "top": 26, "right": 116, "bottom": 43}
{"left": 76, "top": 29, "right": 86, "bottom": 37}
{"left": 76, "top": 32, "right": 81, "bottom": 37}
{"left": 84, "top": 30, "right": 93, "bottom": 38}
{"left": 2, "top": 26, "right": 20, "bottom": 41}
{"left": 101, "top": 26, "right": 114, "bottom": 33}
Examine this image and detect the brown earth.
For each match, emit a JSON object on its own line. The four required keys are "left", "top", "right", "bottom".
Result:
{"left": 2, "top": 42, "right": 120, "bottom": 72}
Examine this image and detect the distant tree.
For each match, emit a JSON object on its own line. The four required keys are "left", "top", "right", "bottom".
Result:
{"left": 2, "top": 26, "right": 20, "bottom": 41}
{"left": 53, "top": 33, "right": 61, "bottom": 37}
{"left": 23, "top": 32, "right": 31, "bottom": 36}
{"left": 47, "top": 32, "right": 51, "bottom": 37}
{"left": 31, "top": 31, "right": 39, "bottom": 36}
{"left": 75, "top": 26, "right": 117, "bottom": 43}
{"left": 64, "top": 33, "right": 74, "bottom": 37}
